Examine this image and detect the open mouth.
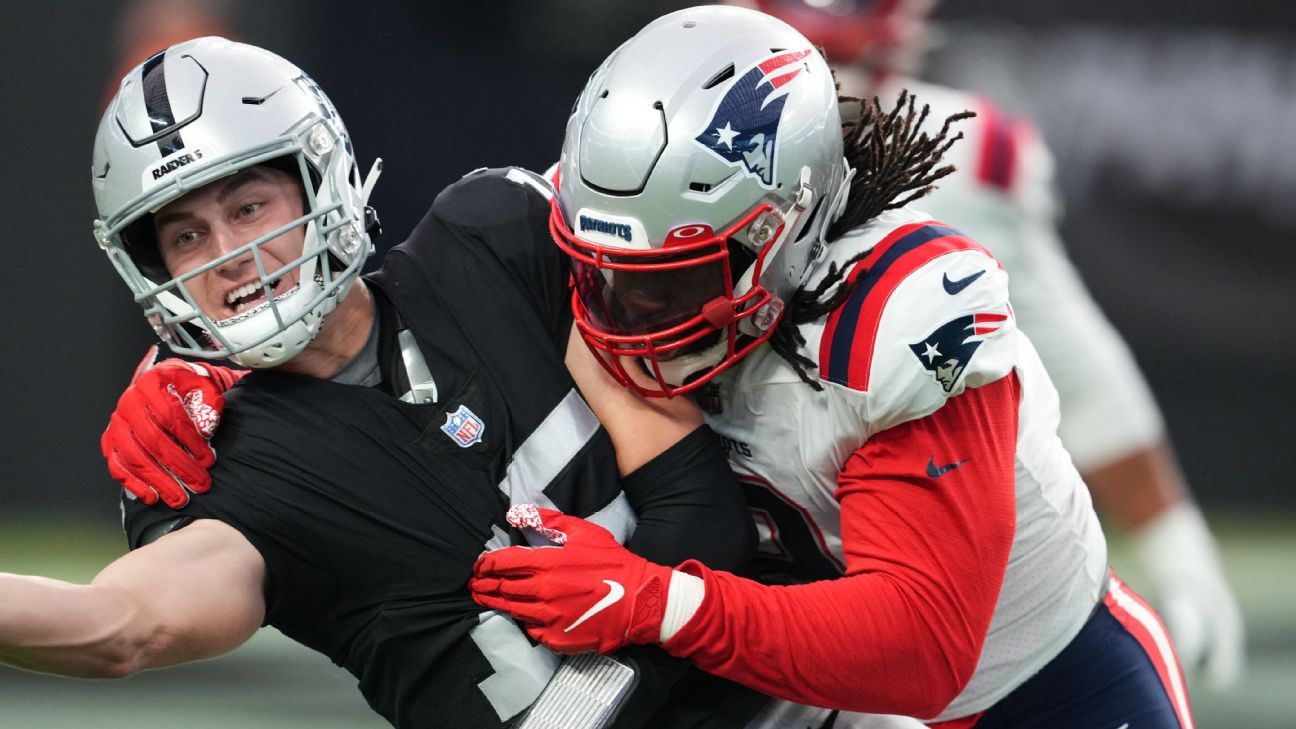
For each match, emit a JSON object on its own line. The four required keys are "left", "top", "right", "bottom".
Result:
{"left": 226, "top": 278, "right": 280, "bottom": 313}
{"left": 214, "top": 277, "right": 298, "bottom": 326}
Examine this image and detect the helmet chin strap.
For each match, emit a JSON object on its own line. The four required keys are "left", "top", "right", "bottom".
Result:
{"left": 643, "top": 337, "right": 730, "bottom": 389}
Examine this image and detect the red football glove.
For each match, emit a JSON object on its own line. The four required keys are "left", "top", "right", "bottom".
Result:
{"left": 101, "top": 346, "right": 246, "bottom": 508}
{"left": 470, "top": 506, "right": 673, "bottom": 655}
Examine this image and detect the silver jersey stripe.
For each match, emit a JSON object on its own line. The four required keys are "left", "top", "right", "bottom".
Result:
{"left": 497, "top": 389, "right": 636, "bottom": 544}
{"left": 472, "top": 611, "right": 561, "bottom": 721}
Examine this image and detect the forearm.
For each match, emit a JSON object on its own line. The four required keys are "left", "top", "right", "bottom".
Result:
{"left": 1099, "top": 446, "right": 1245, "bottom": 687}
{"left": 0, "top": 520, "right": 265, "bottom": 680}
{"left": 622, "top": 425, "right": 755, "bottom": 572}
{"left": 564, "top": 324, "right": 703, "bottom": 476}
{"left": 0, "top": 574, "right": 155, "bottom": 678}
{"left": 661, "top": 377, "right": 1021, "bottom": 716}
{"left": 608, "top": 427, "right": 753, "bottom": 729}
{"left": 1082, "top": 439, "right": 1190, "bottom": 532}
{"left": 661, "top": 565, "right": 963, "bottom": 717}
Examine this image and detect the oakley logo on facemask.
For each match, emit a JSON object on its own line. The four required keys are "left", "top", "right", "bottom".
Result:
{"left": 694, "top": 50, "right": 812, "bottom": 187}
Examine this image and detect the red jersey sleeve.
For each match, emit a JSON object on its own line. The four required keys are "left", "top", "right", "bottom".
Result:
{"left": 661, "top": 374, "right": 1020, "bottom": 717}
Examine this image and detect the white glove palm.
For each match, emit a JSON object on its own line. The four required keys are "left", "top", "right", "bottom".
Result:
{"left": 1132, "top": 503, "right": 1245, "bottom": 689}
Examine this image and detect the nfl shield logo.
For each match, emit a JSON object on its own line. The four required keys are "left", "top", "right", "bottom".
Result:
{"left": 441, "top": 404, "right": 485, "bottom": 448}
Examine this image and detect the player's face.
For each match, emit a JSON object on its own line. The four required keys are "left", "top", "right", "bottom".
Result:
{"left": 596, "top": 259, "right": 729, "bottom": 362}
{"left": 606, "top": 262, "right": 726, "bottom": 335}
{"left": 153, "top": 165, "right": 306, "bottom": 323}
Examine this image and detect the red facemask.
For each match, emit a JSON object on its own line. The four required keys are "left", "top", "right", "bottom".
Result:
{"left": 550, "top": 194, "right": 787, "bottom": 398}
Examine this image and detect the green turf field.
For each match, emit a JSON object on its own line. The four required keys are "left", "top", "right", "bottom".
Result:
{"left": 0, "top": 513, "right": 1290, "bottom": 728}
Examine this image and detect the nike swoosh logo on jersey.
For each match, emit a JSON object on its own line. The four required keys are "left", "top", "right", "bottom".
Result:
{"left": 563, "top": 579, "right": 626, "bottom": 633}
{"left": 942, "top": 270, "right": 985, "bottom": 295}
{"left": 926, "top": 457, "right": 970, "bottom": 478}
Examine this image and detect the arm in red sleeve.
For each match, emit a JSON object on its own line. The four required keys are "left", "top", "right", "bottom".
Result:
{"left": 660, "top": 374, "right": 1021, "bottom": 717}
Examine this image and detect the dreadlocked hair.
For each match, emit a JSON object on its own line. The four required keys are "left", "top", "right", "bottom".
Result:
{"left": 831, "top": 89, "right": 973, "bottom": 238}
{"left": 766, "top": 90, "right": 974, "bottom": 391}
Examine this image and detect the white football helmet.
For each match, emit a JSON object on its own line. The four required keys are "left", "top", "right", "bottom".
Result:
{"left": 551, "top": 5, "right": 850, "bottom": 396}
{"left": 92, "top": 37, "right": 381, "bottom": 368}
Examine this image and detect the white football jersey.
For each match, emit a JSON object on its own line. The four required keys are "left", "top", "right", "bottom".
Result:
{"left": 703, "top": 208, "right": 1109, "bottom": 721}
{"left": 887, "top": 78, "right": 1165, "bottom": 470}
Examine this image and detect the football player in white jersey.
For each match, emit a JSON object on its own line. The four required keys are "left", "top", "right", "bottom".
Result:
{"left": 470, "top": 6, "right": 1196, "bottom": 728}
{"left": 740, "top": 0, "right": 1244, "bottom": 693}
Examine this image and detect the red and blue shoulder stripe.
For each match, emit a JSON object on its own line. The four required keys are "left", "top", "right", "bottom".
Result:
{"left": 818, "top": 223, "right": 993, "bottom": 391}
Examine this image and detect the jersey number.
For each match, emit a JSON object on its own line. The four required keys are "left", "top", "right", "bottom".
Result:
{"left": 469, "top": 611, "right": 560, "bottom": 722}
{"left": 471, "top": 525, "right": 561, "bottom": 721}
{"left": 739, "top": 474, "right": 845, "bottom": 583}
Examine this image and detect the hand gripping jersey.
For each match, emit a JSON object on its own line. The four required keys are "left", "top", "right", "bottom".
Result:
{"left": 121, "top": 169, "right": 760, "bottom": 729}
{"left": 692, "top": 208, "right": 1109, "bottom": 721}
{"left": 888, "top": 79, "right": 1165, "bottom": 470}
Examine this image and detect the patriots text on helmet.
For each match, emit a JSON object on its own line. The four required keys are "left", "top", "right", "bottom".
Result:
{"left": 578, "top": 215, "right": 633, "bottom": 242}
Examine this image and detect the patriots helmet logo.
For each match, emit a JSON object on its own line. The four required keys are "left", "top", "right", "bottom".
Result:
{"left": 909, "top": 312, "right": 1008, "bottom": 392}
{"left": 694, "top": 49, "right": 813, "bottom": 187}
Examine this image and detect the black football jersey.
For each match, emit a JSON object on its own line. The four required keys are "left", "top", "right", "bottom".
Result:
{"left": 122, "top": 169, "right": 764, "bottom": 728}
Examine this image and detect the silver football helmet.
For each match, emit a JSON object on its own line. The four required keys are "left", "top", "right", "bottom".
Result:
{"left": 551, "top": 5, "right": 851, "bottom": 396}
{"left": 92, "top": 37, "right": 381, "bottom": 368}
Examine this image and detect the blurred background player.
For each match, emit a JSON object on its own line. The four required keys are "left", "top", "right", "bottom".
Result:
{"left": 730, "top": 0, "right": 1243, "bottom": 690}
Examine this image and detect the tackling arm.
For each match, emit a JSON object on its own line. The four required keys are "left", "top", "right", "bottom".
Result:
{"left": 565, "top": 324, "right": 755, "bottom": 570}
{"left": 564, "top": 324, "right": 702, "bottom": 478}
{"left": 658, "top": 375, "right": 1019, "bottom": 716}
{"left": 562, "top": 324, "right": 756, "bottom": 728}
{"left": 0, "top": 519, "right": 264, "bottom": 678}
{"left": 473, "top": 375, "right": 1019, "bottom": 718}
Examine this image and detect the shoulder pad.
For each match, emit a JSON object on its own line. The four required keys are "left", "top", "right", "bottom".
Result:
{"left": 432, "top": 167, "right": 552, "bottom": 227}
{"left": 816, "top": 222, "right": 1016, "bottom": 429}
{"left": 906, "top": 82, "right": 1041, "bottom": 196}
{"left": 968, "top": 96, "right": 1036, "bottom": 193}
{"left": 503, "top": 167, "right": 554, "bottom": 199}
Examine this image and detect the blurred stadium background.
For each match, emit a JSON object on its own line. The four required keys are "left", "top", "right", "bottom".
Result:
{"left": 0, "top": 1, "right": 1291, "bottom": 726}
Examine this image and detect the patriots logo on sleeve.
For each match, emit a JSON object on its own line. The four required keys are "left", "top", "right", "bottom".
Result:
{"left": 909, "top": 312, "right": 1009, "bottom": 392}
{"left": 694, "top": 49, "right": 812, "bottom": 187}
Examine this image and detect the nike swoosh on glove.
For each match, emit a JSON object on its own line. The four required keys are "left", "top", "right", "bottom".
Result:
{"left": 1133, "top": 502, "right": 1246, "bottom": 689}
{"left": 101, "top": 346, "right": 246, "bottom": 508}
{"left": 470, "top": 506, "right": 673, "bottom": 655}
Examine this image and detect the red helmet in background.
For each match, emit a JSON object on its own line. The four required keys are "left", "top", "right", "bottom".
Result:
{"left": 751, "top": 0, "right": 936, "bottom": 71}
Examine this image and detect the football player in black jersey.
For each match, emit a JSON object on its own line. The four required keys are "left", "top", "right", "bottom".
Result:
{"left": 0, "top": 38, "right": 766, "bottom": 729}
